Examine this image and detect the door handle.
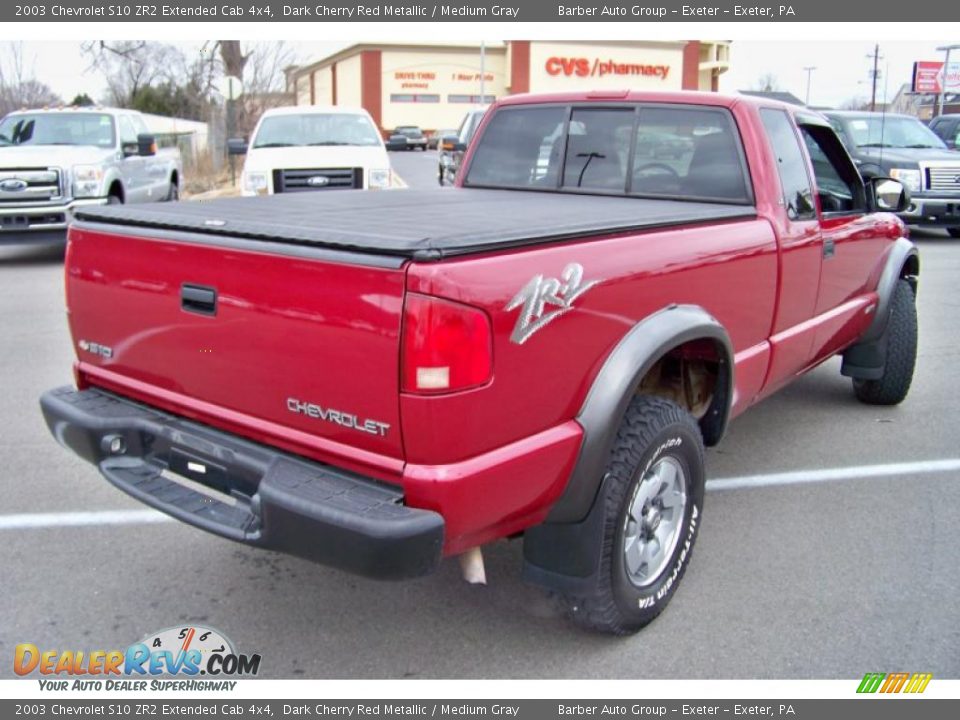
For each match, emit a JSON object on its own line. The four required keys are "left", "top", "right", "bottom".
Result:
{"left": 823, "top": 238, "right": 835, "bottom": 259}
{"left": 181, "top": 284, "right": 217, "bottom": 316}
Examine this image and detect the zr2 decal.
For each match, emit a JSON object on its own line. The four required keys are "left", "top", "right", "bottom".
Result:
{"left": 505, "top": 263, "right": 599, "bottom": 345}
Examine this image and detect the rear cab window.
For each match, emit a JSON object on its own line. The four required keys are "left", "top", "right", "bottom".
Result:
{"left": 464, "top": 102, "right": 753, "bottom": 204}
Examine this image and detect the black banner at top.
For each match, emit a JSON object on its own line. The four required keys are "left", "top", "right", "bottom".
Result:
{"left": 5, "top": 0, "right": 960, "bottom": 22}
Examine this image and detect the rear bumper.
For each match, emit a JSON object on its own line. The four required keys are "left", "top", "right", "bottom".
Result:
{"left": 40, "top": 386, "right": 444, "bottom": 580}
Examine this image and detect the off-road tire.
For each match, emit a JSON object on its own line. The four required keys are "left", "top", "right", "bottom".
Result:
{"left": 560, "top": 395, "right": 706, "bottom": 635}
{"left": 853, "top": 279, "right": 917, "bottom": 405}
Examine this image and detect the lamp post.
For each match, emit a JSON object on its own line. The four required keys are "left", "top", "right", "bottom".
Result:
{"left": 936, "top": 44, "right": 960, "bottom": 117}
{"left": 803, "top": 66, "right": 816, "bottom": 105}
{"left": 480, "top": 41, "right": 486, "bottom": 104}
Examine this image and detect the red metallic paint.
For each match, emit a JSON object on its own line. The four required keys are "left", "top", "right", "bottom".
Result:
{"left": 66, "top": 227, "right": 407, "bottom": 465}
{"left": 403, "top": 422, "right": 583, "bottom": 555}
{"left": 64, "top": 91, "right": 908, "bottom": 556}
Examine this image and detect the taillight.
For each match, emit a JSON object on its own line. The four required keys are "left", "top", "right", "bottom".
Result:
{"left": 402, "top": 293, "right": 492, "bottom": 394}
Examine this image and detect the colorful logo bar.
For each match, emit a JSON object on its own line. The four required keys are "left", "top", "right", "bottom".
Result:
{"left": 857, "top": 672, "right": 932, "bottom": 694}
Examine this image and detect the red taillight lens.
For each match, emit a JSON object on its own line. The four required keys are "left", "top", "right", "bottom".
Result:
{"left": 402, "top": 293, "right": 492, "bottom": 394}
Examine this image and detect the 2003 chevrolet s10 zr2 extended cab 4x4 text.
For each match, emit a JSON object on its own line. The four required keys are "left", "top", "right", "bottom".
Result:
{"left": 41, "top": 91, "right": 919, "bottom": 635}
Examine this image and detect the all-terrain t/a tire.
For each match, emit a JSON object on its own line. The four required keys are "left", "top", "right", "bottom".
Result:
{"left": 561, "top": 395, "right": 706, "bottom": 635}
{"left": 853, "top": 279, "right": 917, "bottom": 405}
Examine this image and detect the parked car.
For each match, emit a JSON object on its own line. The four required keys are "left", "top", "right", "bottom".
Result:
{"left": 928, "top": 113, "right": 960, "bottom": 150}
{"left": 427, "top": 128, "right": 458, "bottom": 151}
{"left": 0, "top": 106, "right": 181, "bottom": 244}
{"left": 229, "top": 106, "right": 391, "bottom": 196}
{"left": 824, "top": 110, "right": 960, "bottom": 237}
{"left": 438, "top": 106, "right": 488, "bottom": 185}
{"left": 386, "top": 126, "right": 427, "bottom": 151}
{"left": 43, "top": 92, "right": 918, "bottom": 635}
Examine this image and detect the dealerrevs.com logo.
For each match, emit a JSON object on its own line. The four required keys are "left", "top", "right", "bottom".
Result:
{"left": 15, "top": 625, "right": 261, "bottom": 691}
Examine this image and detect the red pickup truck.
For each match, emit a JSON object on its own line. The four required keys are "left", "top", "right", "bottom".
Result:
{"left": 41, "top": 91, "right": 919, "bottom": 635}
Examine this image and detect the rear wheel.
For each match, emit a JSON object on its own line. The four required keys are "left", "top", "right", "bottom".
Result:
{"left": 947, "top": 228, "right": 960, "bottom": 238}
{"left": 559, "top": 395, "right": 705, "bottom": 635}
{"left": 166, "top": 181, "right": 179, "bottom": 201}
{"left": 853, "top": 279, "right": 917, "bottom": 405}
{"left": 106, "top": 194, "right": 122, "bottom": 205}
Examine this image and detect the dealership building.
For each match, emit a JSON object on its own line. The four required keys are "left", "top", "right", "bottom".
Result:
{"left": 285, "top": 41, "right": 731, "bottom": 134}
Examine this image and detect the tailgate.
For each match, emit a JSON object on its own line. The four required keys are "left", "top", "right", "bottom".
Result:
{"left": 65, "top": 224, "right": 407, "bottom": 473}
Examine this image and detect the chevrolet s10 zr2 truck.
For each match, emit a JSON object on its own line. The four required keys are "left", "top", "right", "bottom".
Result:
{"left": 41, "top": 91, "right": 919, "bottom": 635}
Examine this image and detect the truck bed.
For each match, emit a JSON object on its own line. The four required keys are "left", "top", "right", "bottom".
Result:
{"left": 74, "top": 188, "right": 755, "bottom": 261}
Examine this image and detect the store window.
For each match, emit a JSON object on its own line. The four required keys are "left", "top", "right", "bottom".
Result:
{"left": 448, "top": 94, "right": 496, "bottom": 104}
{"left": 390, "top": 94, "right": 440, "bottom": 103}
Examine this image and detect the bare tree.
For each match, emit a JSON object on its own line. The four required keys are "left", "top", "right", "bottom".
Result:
{"left": 0, "top": 43, "right": 61, "bottom": 115}
{"left": 839, "top": 96, "right": 868, "bottom": 111}
{"left": 230, "top": 42, "right": 297, "bottom": 135}
{"left": 81, "top": 41, "right": 179, "bottom": 107}
{"left": 81, "top": 41, "right": 220, "bottom": 120}
{"left": 752, "top": 73, "right": 782, "bottom": 93}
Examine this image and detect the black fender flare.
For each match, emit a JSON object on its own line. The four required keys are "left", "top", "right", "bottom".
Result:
{"left": 841, "top": 237, "right": 918, "bottom": 380}
{"left": 523, "top": 304, "right": 732, "bottom": 589}
{"left": 548, "top": 304, "right": 732, "bottom": 525}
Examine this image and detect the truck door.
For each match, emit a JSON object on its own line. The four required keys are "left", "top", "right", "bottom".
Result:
{"left": 797, "top": 119, "right": 887, "bottom": 361}
{"left": 117, "top": 115, "right": 147, "bottom": 203}
{"left": 758, "top": 108, "right": 822, "bottom": 392}
{"left": 132, "top": 113, "right": 169, "bottom": 199}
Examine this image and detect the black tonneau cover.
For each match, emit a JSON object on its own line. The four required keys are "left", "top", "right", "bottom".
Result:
{"left": 74, "top": 188, "right": 755, "bottom": 261}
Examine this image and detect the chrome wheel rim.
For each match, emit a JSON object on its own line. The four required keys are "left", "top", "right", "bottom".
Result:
{"left": 622, "top": 456, "right": 688, "bottom": 588}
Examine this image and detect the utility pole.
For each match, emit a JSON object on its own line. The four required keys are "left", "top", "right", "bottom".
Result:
{"left": 480, "top": 41, "right": 486, "bottom": 104}
{"left": 867, "top": 44, "right": 882, "bottom": 112}
{"left": 936, "top": 45, "right": 960, "bottom": 117}
{"left": 803, "top": 66, "right": 816, "bottom": 105}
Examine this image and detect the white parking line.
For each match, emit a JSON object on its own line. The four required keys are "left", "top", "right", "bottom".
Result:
{"left": 706, "top": 458, "right": 960, "bottom": 492}
{"left": 0, "top": 509, "right": 173, "bottom": 530}
{"left": 1, "top": 458, "right": 958, "bottom": 530}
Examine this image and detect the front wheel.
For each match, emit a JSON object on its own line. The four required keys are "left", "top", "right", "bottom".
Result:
{"left": 853, "top": 279, "right": 917, "bottom": 405}
{"left": 559, "top": 395, "right": 705, "bottom": 635}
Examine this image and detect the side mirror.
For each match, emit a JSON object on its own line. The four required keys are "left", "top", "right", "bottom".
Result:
{"left": 227, "top": 137, "right": 248, "bottom": 155}
{"left": 870, "top": 177, "right": 910, "bottom": 213}
{"left": 440, "top": 135, "right": 466, "bottom": 152}
{"left": 137, "top": 134, "right": 157, "bottom": 157}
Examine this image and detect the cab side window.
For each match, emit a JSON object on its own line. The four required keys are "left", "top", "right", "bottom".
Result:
{"left": 798, "top": 124, "right": 866, "bottom": 215}
{"left": 118, "top": 116, "right": 138, "bottom": 152}
{"left": 132, "top": 115, "right": 150, "bottom": 138}
{"left": 760, "top": 109, "right": 816, "bottom": 221}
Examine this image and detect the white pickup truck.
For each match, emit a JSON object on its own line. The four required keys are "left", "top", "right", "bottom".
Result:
{"left": 229, "top": 105, "right": 392, "bottom": 195}
{"left": 0, "top": 106, "right": 182, "bottom": 244}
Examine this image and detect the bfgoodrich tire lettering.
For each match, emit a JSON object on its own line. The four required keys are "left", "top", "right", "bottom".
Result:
{"left": 853, "top": 279, "right": 917, "bottom": 406}
{"left": 561, "top": 395, "right": 705, "bottom": 635}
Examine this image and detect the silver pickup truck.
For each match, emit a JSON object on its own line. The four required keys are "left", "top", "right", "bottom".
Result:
{"left": 0, "top": 106, "right": 182, "bottom": 244}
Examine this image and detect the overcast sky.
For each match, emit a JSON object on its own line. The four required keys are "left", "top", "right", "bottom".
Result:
{"left": 3, "top": 40, "right": 954, "bottom": 109}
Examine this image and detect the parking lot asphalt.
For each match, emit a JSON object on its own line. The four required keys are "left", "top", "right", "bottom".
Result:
{"left": 1, "top": 148, "right": 958, "bottom": 679}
